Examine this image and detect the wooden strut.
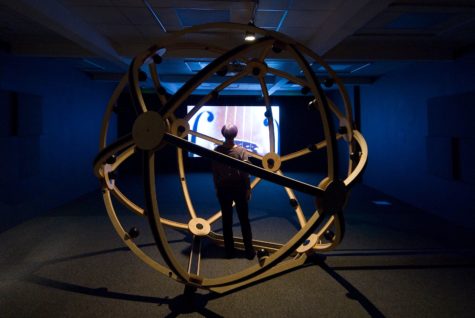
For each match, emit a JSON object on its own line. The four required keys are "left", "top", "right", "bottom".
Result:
{"left": 94, "top": 22, "right": 368, "bottom": 294}
{"left": 95, "top": 130, "right": 366, "bottom": 291}
{"left": 165, "top": 133, "right": 324, "bottom": 196}
{"left": 144, "top": 143, "right": 334, "bottom": 289}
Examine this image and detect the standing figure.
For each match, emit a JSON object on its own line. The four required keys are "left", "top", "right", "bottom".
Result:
{"left": 212, "top": 124, "right": 255, "bottom": 260}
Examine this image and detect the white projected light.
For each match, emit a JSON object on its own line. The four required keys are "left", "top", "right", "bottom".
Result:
{"left": 187, "top": 105, "right": 280, "bottom": 157}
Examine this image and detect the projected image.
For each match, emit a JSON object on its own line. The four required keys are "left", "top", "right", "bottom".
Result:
{"left": 188, "top": 105, "right": 280, "bottom": 157}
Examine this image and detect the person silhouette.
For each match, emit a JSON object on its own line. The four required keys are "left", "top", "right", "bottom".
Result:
{"left": 212, "top": 124, "right": 255, "bottom": 259}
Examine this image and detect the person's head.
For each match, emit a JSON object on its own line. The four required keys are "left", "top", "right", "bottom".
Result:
{"left": 221, "top": 124, "right": 238, "bottom": 141}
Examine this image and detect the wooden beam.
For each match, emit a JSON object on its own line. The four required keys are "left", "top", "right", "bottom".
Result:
{"left": 1, "top": 0, "right": 128, "bottom": 70}
{"left": 325, "top": 37, "right": 455, "bottom": 60}
{"left": 307, "top": 0, "right": 392, "bottom": 55}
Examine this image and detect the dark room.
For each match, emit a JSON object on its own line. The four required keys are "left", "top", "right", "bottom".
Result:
{"left": 1, "top": 0, "right": 475, "bottom": 317}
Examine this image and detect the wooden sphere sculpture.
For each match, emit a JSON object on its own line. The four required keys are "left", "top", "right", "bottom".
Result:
{"left": 93, "top": 23, "right": 367, "bottom": 294}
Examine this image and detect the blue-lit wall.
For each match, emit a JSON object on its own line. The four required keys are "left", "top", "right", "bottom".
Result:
{"left": 0, "top": 55, "right": 116, "bottom": 232}
{"left": 361, "top": 60, "right": 475, "bottom": 228}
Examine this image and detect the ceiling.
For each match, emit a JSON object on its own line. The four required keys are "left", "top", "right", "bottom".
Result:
{"left": 1, "top": 0, "right": 475, "bottom": 95}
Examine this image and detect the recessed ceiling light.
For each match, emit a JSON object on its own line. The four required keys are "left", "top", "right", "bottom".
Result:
{"left": 244, "top": 31, "right": 256, "bottom": 41}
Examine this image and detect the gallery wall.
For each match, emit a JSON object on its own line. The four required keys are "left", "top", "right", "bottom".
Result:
{"left": 360, "top": 60, "right": 475, "bottom": 228}
{"left": 0, "top": 55, "right": 116, "bottom": 232}
{"left": 7, "top": 53, "right": 473, "bottom": 233}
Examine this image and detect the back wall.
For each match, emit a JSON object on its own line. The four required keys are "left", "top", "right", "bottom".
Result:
{"left": 361, "top": 60, "right": 475, "bottom": 228}
{"left": 0, "top": 55, "right": 116, "bottom": 232}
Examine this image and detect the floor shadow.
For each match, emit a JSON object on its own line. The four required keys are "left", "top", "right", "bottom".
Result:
{"left": 28, "top": 274, "right": 164, "bottom": 304}
{"left": 27, "top": 273, "right": 224, "bottom": 317}
{"left": 27, "top": 236, "right": 475, "bottom": 318}
{"left": 165, "top": 291, "right": 223, "bottom": 318}
{"left": 311, "top": 255, "right": 386, "bottom": 318}
{"left": 311, "top": 251, "right": 475, "bottom": 318}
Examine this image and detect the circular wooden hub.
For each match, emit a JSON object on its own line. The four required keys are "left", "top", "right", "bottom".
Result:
{"left": 188, "top": 218, "right": 211, "bottom": 236}
{"left": 132, "top": 111, "right": 166, "bottom": 150}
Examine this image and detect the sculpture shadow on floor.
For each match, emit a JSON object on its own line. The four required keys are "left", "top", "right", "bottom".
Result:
{"left": 25, "top": 244, "right": 462, "bottom": 317}
{"left": 27, "top": 273, "right": 224, "bottom": 317}
{"left": 311, "top": 255, "right": 386, "bottom": 318}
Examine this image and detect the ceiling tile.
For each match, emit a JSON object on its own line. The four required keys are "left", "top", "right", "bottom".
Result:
{"left": 384, "top": 12, "right": 451, "bottom": 30}
{"left": 139, "top": 0, "right": 174, "bottom": 6}
{"left": 290, "top": 0, "right": 343, "bottom": 10}
{"left": 4, "top": 22, "right": 51, "bottom": 35}
{"left": 110, "top": 0, "right": 143, "bottom": 6}
{"left": 258, "top": 0, "right": 290, "bottom": 11}
{"left": 230, "top": 9, "right": 252, "bottom": 24}
{"left": 0, "top": 7, "right": 32, "bottom": 24}
{"left": 176, "top": 9, "right": 230, "bottom": 27}
{"left": 255, "top": 10, "right": 286, "bottom": 28}
{"left": 284, "top": 10, "right": 328, "bottom": 28}
{"left": 280, "top": 26, "right": 315, "bottom": 43}
{"left": 438, "top": 18, "right": 475, "bottom": 42}
{"left": 119, "top": 7, "right": 156, "bottom": 25}
{"left": 136, "top": 25, "right": 166, "bottom": 41}
{"left": 72, "top": 6, "right": 129, "bottom": 24}
{"left": 115, "top": 42, "right": 150, "bottom": 55}
{"left": 98, "top": 24, "right": 144, "bottom": 43}
{"left": 151, "top": 8, "right": 182, "bottom": 30}
{"left": 147, "top": 0, "right": 248, "bottom": 10}
{"left": 58, "top": 0, "right": 113, "bottom": 6}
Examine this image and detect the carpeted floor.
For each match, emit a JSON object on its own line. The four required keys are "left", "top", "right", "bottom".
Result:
{"left": 1, "top": 172, "right": 474, "bottom": 317}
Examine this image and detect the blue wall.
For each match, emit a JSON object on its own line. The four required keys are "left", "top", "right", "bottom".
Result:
{"left": 361, "top": 60, "right": 475, "bottom": 228}
{"left": 0, "top": 55, "right": 116, "bottom": 232}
